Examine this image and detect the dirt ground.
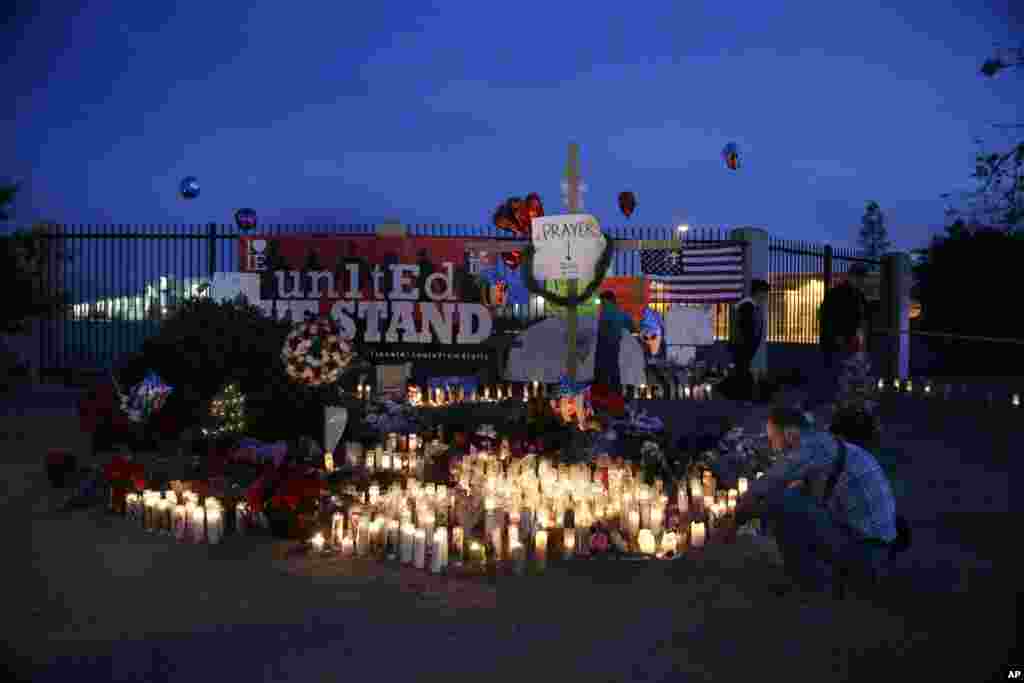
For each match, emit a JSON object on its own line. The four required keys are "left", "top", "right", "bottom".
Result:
{"left": 4, "top": 389, "right": 1020, "bottom": 682}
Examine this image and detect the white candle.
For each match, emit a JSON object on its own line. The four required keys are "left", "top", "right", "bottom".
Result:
{"left": 342, "top": 533, "right": 354, "bottom": 557}
{"left": 490, "top": 525, "right": 503, "bottom": 560}
{"left": 345, "top": 442, "right": 363, "bottom": 467}
{"left": 510, "top": 540, "right": 526, "bottom": 575}
{"left": 412, "top": 530, "right": 425, "bottom": 569}
{"left": 422, "top": 511, "right": 436, "bottom": 543}
{"left": 387, "top": 519, "right": 400, "bottom": 556}
{"left": 650, "top": 506, "right": 664, "bottom": 535}
{"left": 431, "top": 528, "right": 448, "bottom": 573}
{"left": 311, "top": 532, "right": 325, "bottom": 552}
{"left": 638, "top": 529, "right": 656, "bottom": 555}
{"left": 190, "top": 503, "right": 206, "bottom": 543}
{"left": 400, "top": 523, "right": 414, "bottom": 564}
{"left": 206, "top": 506, "right": 224, "bottom": 545}
{"left": 356, "top": 518, "right": 370, "bottom": 556}
{"left": 690, "top": 521, "right": 706, "bottom": 549}
{"left": 235, "top": 501, "right": 250, "bottom": 535}
{"left": 173, "top": 504, "right": 187, "bottom": 541}
{"left": 563, "top": 528, "right": 576, "bottom": 558}
{"left": 737, "top": 478, "right": 749, "bottom": 496}
{"left": 468, "top": 540, "right": 485, "bottom": 568}
{"left": 661, "top": 531, "right": 679, "bottom": 556}
{"left": 534, "top": 530, "right": 548, "bottom": 571}
{"left": 332, "top": 512, "right": 345, "bottom": 545}
{"left": 452, "top": 526, "right": 465, "bottom": 563}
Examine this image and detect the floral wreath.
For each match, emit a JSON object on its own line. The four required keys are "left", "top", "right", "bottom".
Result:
{"left": 281, "top": 316, "right": 354, "bottom": 386}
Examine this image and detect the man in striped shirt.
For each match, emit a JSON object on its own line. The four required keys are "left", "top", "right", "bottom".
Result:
{"left": 724, "top": 404, "right": 897, "bottom": 595}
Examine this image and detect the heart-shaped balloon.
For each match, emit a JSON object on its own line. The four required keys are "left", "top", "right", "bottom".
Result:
{"left": 526, "top": 192, "right": 544, "bottom": 220}
{"left": 502, "top": 250, "right": 522, "bottom": 269}
{"left": 514, "top": 203, "right": 532, "bottom": 235}
{"left": 618, "top": 191, "right": 636, "bottom": 218}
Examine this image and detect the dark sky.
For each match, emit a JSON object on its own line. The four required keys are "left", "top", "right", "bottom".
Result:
{"left": 4, "top": 1, "right": 1022, "bottom": 252}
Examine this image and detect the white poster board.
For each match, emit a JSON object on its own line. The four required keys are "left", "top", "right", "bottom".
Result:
{"left": 530, "top": 214, "right": 607, "bottom": 281}
{"left": 665, "top": 305, "right": 715, "bottom": 366}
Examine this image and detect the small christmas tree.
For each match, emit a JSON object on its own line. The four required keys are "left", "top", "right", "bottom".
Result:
{"left": 203, "top": 382, "right": 246, "bottom": 437}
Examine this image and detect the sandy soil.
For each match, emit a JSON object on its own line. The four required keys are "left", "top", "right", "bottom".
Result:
{"left": 4, "top": 393, "right": 1020, "bottom": 682}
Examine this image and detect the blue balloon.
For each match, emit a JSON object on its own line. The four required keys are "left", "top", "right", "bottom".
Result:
{"left": 179, "top": 176, "right": 200, "bottom": 199}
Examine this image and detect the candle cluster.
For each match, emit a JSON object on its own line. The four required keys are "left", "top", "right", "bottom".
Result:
{"left": 402, "top": 381, "right": 718, "bottom": 406}
{"left": 407, "top": 382, "right": 537, "bottom": 407}
{"left": 340, "top": 434, "right": 435, "bottom": 476}
{"left": 125, "top": 489, "right": 225, "bottom": 544}
{"left": 310, "top": 442, "right": 756, "bottom": 575}
{"left": 876, "top": 378, "right": 1021, "bottom": 406}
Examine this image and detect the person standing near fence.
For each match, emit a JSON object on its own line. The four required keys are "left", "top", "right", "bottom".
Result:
{"left": 818, "top": 264, "right": 870, "bottom": 407}
{"left": 728, "top": 279, "right": 770, "bottom": 401}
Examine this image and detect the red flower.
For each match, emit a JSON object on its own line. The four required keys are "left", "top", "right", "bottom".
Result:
{"left": 129, "top": 463, "right": 146, "bottom": 490}
{"left": 280, "top": 476, "right": 323, "bottom": 501}
{"left": 104, "top": 455, "right": 132, "bottom": 482}
{"left": 590, "top": 384, "right": 625, "bottom": 416}
{"left": 46, "top": 448, "right": 71, "bottom": 465}
{"left": 246, "top": 478, "right": 266, "bottom": 513}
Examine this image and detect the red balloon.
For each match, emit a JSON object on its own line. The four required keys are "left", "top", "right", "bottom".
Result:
{"left": 494, "top": 193, "right": 543, "bottom": 235}
{"left": 618, "top": 191, "right": 636, "bottom": 219}
{"left": 525, "top": 192, "right": 544, "bottom": 220}
{"left": 514, "top": 203, "right": 533, "bottom": 234}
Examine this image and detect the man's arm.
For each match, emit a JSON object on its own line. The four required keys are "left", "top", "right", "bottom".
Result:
{"left": 735, "top": 438, "right": 835, "bottom": 523}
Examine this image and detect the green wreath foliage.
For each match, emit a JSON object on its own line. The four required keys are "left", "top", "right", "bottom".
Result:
{"left": 520, "top": 237, "right": 615, "bottom": 308}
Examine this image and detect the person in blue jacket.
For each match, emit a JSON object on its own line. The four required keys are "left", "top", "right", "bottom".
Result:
{"left": 594, "top": 291, "right": 635, "bottom": 393}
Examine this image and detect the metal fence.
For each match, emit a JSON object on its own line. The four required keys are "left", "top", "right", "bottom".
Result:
{"left": 33, "top": 223, "right": 878, "bottom": 373}
{"left": 768, "top": 238, "right": 881, "bottom": 345}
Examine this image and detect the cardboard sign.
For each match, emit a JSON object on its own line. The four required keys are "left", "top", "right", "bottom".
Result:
{"left": 530, "top": 214, "right": 607, "bottom": 282}
{"left": 376, "top": 363, "right": 411, "bottom": 398}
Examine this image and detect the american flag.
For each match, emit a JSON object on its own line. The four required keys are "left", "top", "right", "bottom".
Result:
{"left": 640, "top": 243, "right": 746, "bottom": 302}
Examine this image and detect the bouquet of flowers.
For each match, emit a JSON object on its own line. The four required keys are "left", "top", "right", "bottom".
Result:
{"left": 610, "top": 403, "right": 665, "bottom": 437}
{"left": 281, "top": 316, "right": 354, "bottom": 387}
{"left": 114, "top": 371, "right": 173, "bottom": 423}
{"left": 363, "top": 398, "right": 427, "bottom": 436}
{"left": 691, "top": 427, "right": 777, "bottom": 482}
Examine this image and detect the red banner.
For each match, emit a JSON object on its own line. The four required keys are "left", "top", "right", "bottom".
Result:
{"left": 239, "top": 235, "right": 497, "bottom": 275}
{"left": 237, "top": 234, "right": 508, "bottom": 372}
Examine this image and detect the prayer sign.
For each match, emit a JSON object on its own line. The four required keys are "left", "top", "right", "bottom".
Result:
{"left": 530, "top": 213, "right": 607, "bottom": 282}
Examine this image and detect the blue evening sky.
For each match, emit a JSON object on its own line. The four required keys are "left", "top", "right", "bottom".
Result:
{"left": 4, "top": 0, "right": 1022, "bottom": 257}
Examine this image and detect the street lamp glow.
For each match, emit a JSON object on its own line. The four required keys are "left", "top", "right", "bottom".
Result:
{"left": 677, "top": 224, "right": 689, "bottom": 233}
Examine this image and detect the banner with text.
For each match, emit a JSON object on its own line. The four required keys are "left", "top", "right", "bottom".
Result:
{"left": 238, "top": 235, "right": 529, "bottom": 371}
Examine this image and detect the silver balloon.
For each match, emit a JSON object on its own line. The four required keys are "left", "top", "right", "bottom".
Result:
{"left": 179, "top": 176, "right": 200, "bottom": 199}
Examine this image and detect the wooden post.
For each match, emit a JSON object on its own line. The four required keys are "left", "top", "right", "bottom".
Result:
{"left": 566, "top": 142, "right": 580, "bottom": 381}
